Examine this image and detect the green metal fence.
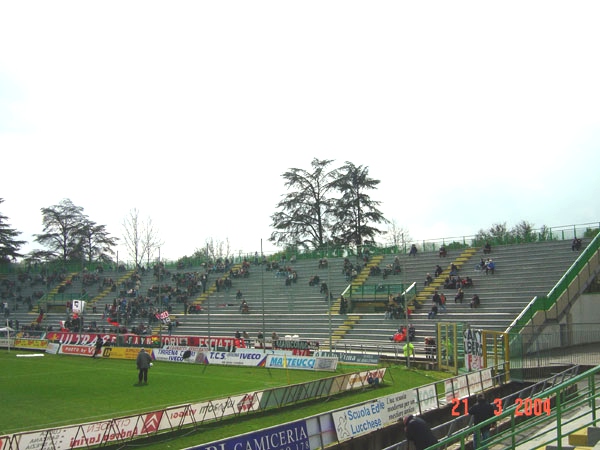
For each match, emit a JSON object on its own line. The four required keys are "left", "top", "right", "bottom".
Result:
{"left": 426, "top": 364, "right": 600, "bottom": 450}
{"left": 2, "top": 221, "right": 598, "bottom": 275}
{"left": 507, "top": 230, "right": 600, "bottom": 336}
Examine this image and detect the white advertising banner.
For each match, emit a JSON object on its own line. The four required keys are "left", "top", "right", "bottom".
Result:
{"left": 12, "top": 413, "right": 164, "bottom": 450}
{"left": 482, "top": 368, "right": 494, "bottom": 390}
{"left": 382, "top": 389, "right": 418, "bottom": 426}
{"left": 154, "top": 346, "right": 205, "bottom": 364}
{"left": 345, "top": 368, "right": 386, "bottom": 390}
{"left": 417, "top": 384, "right": 439, "bottom": 413}
{"left": 265, "top": 355, "right": 318, "bottom": 370}
{"left": 467, "top": 372, "right": 483, "bottom": 394}
{"left": 445, "top": 375, "right": 470, "bottom": 402}
{"left": 331, "top": 399, "right": 386, "bottom": 442}
{"left": 204, "top": 350, "right": 269, "bottom": 367}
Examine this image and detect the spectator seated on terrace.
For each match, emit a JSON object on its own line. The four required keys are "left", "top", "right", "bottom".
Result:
{"left": 384, "top": 304, "right": 394, "bottom": 319}
{"left": 449, "top": 263, "right": 459, "bottom": 276}
{"left": 318, "top": 258, "right": 328, "bottom": 269}
{"left": 408, "top": 324, "right": 416, "bottom": 342}
{"left": 188, "top": 304, "right": 203, "bottom": 314}
{"left": 265, "top": 261, "right": 279, "bottom": 272}
{"left": 424, "top": 273, "right": 433, "bottom": 286}
{"left": 483, "top": 242, "right": 492, "bottom": 254}
{"left": 470, "top": 294, "right": 481, "bottom": 308}
{"left": 389, "top": 327, "right": 407, "bottom": 342}
{"left": 428, "top": 304, "right": 438, "bottom": 319}
{"left": 320, "top": 282, "right": 329, "bottom": 295}
{"left": 454, "top": 288, "right": 464, "bottom": 303}
{"left": 434, "top": 264, "right": 443, "bottom": 277}
{"left": 409, "top": 244, "right": 418, "bottom": 257}
{"left": 425, "top": 337, "right": 436, "bottom": 359}
{"left": 240, "top": 299, "right": 250, "bottom": 314}
{"left": 439, "top": 245, "right": 447, "bottom": 257}
{"left": 382, "top": 265, "right": 391, "bottom": 279}
{"left": 308, "top": 275, "right": 320, "bottom": 286}
{"left": 339, "top": 296, "right": 349, "bottom": 314}
{"left": 485, "top": 259, "right": 495, "bottom": 275}
{"left": 572, "top": 238, "right": 582, "bottom": 251}
{"left": 370, "top": 265, "right": 381, "bottom": 276}
{"left": 461, "top": 277, "right": 474, "bottom": 288}
{"left": 445, "top": 276, "right": 470, "bottom": 289}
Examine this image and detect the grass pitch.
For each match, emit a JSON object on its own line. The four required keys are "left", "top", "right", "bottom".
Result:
{"left": 0, "top": 350, "right": 449, "bottom": 449}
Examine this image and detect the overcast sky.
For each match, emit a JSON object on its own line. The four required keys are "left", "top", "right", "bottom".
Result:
{"left": 1, "top": 1, "right": 599, "bottom": 262}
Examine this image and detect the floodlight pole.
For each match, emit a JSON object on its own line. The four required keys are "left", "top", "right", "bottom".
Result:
{"left": 158, "top": 247, "right": 162, "bottom": 346}
{"left": 207, "top": 242, "right": 211, "bottom": 350}
{"left": 328, "top": 244, "right": 332, "bottom": 351}
{"left": 261, "top": 239, "right": 266, "bottom": 354}
{"left": 403, "top": 233, "right": 410, "bottom": 368}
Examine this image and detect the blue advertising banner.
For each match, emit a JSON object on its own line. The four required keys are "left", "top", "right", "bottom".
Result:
{"left": 188, "top": 419, "right": 310, "bottom": 450}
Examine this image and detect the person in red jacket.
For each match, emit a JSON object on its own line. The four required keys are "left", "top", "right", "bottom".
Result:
{"left": 390, "top": 327, "right": 407, "bottom": 342}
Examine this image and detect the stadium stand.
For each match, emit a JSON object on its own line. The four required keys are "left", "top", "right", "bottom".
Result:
{"left": 3, "top": 237, "right": 590, "bottom": 358}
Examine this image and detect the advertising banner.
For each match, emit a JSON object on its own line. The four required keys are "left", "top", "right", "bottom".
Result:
{"left": 162, "top": 392, "right": 263, "bottom": 427}
{"left": 445, "top": 375, "right": 470, "bottom": 402}
{"left": 382, "top": 389, "right": 418, "bottom": 426}
{"left": 102, "top": 346, "right": 149, "bottom": 360}
{"left": 189, "top": 420, "right": 311, "bottom": 450}
{"left": 417, "top": 384, "right": 439, "bottom": 413}
{"left": 10, "top": 413, "right": 163, "bottom": 450}
{"left": 58, "top": 344, "right": 96, "bottom": 356}
{"left": 331, "top": 399, "right": 386, "bottom": 442}
{"left": 203, "top": 350, "right": 268, "bottom": 367}
{"left": 45, "top": 343, "right": 60, "bottom": 354}
{"left": 315, "top": 351, "right": 380, "bottom": 365}
{"left": 345, "top": 368, "right": 386, "bottom": 390}
{"left": 44, "top": 332, "right": 245, "bottom": 350}
{"left": 265, "top": 355, "right": 317, "bottom": 370}
{"left": 14, "top": 338, "right": 48, "bottom": 350}
{"left": 272, "top": 339, "right": 319, "bottom": 356}
{"left": 467, "top": 372, "right": 483, "bottom": 394}
{"left": 45, "top": 331, "right": 117, "bottom": 346}
{"left": 481, "top": 368, "right": 494, "bottom": 390}
{"left": 154, "top": 346, "right": 205, "bottom": 364}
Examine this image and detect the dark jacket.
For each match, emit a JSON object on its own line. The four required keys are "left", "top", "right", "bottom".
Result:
{"left": 469, "top": 399, "right": 496, "bottom": 432}
{"left": 405, "top": 416, "right": 438, "bottom": 450}
{"left": 136, "top": 350, "right": 152, "bottom": 370}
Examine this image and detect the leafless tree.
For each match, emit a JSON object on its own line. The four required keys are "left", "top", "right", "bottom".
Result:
{"left": 384, "top": 219, "right": 412, "bottom": 252}
{"left": 122, "top": 208, "right": 162, "bottom": 268}
{"left": 203, "top": 237, "right": 232, "bottom": 263}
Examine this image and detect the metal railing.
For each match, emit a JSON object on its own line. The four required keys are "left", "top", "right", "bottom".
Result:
{"left": 3, "top": 222, "right": 597, "bottom": 275}
{"left": 506, "top": 230, "right": 600, "bottom": 336}
{"left": 384, "top": 364, "right": 593, "bottom": 450}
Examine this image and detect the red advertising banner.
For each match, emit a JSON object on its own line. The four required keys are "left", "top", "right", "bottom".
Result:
{"left": 45, "top": 332, "right": 246, "bottom": 350}
{"left": 46, "top": 331, "right": 117, "bottom": 346}
{"left": 59, "top": 344, "right": 96, "bottom": 356}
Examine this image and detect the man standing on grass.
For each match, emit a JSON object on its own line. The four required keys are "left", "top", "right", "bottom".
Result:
{"left": 136, "top": 348, "right": 152, "bottom": 385}
{"left": 92, "top": 337, "right": 103, "bottom": 358}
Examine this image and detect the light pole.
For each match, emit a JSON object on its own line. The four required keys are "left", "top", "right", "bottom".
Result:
{"left": 403, "top": 234, "right": 411, "bottom": 368}
{"left": 327, "top": 244, "right": 332, "bottom": 351}
{"left": 261, "top": 239, "right": 266, "bottom": 353}
{"left": 158, "top": 246, "right": 162, "bottom": 346}
{"left": 206, "top": 243, "right": 211, "bottom": 350}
